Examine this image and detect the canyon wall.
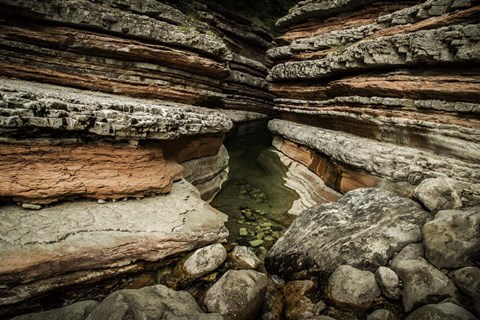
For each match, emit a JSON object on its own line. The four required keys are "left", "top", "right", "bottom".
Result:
{"left": 0, "top": 0, "right": 276, "bottom": 311}
{"left": 267, "top": 0, "right": 480, "bottom": 204}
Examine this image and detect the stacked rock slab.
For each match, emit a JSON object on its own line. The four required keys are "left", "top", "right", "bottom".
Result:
{"left": 0, "top": 77, "right": 231, "bottom": 311}
{"left": 267, "top": 0, "right": 480, "bottom": 201}
{"left": 0, "top": 0, "right": 274, "bottom": 114}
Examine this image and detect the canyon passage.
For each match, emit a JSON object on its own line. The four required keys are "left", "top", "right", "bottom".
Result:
{"left": 0, "top": 0, "right": 479, "bottom": 320}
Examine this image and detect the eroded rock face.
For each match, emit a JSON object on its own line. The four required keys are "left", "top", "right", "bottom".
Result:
{"left": 269, "top": 119, "right": 480, "bottom": 200}
{"left": 267, "top": 0, "right": 480, "bottom": 201}
{"left": 0, "top": 79, "right": 232, "bottom": 204}
{"left": 0, "top": 79, "right": 232, "bottom": 140}
{"left": 0, "top": 180, "right": 228, "bottom": 306}
{"left": 423, "top": 207, "right": 480, "bottom": 269}
{"left": 266, "top": 188, "right": 431, "bottom": 277}
{"left": 0, "top": 0, "right": 274, "bottom": 114}
{"left": 203, "top": 270, "right": 268, "bottom": 320}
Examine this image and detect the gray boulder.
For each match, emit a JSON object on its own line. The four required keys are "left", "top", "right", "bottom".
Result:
{"left": 181, "top": 243, "right": 227, "bottom": 279}
{"left": 414, "top": 178, "right": 463, "bottom": 214}
{"left": 366, "top": 309, "right": 398, "bottom": 320}
{"left": 326, "top": 265, "right": 381, "bottom": 310}
{"left": 394, "top": 258, "right": 458, "bottom": 312}
{"left": 229, "top": 246, "right": 262, "bottom": 270}
{"left": 405, "top": 302, "right": 477, "bottom": 320}
{"left": 450, "top": 267, "right": 480, "bottom": 316}
{"left": 266, "top": 188, "right": 431, "bottom": 276}
{"left": 375, "top": 267, "right": 401, "bottom": 300}
{"left": 11, "top": 301, "right": 98, "bottom": 320}
{"left": 390, "top": 243, "right": 424, "bottom": 270}
{"left": 423, "top": 207, "right": 480, "bottom": 269}
{"left": 203, "top": 270, "right": 268, "bottom": 320}
{"left": 450, "top": 267, "right": 480, "bottom": 298}
{"left": 85, "top": 285, "right": 222, "bottom": 320}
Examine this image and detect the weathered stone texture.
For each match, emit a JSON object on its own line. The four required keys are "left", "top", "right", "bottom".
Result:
{"left": 268, "top": 0, "right": 480, "bottom": 199}
{"left": 266, "top": 188, "right": 431, "bottom": 277}
{"left": 0, "top": 180, "right": 228, "bottom": 306}
{"left": 269, "top": 119, "right": 480, "bottom": 200}
{"left": 0, "top": 0, "right": 274, "bottom": 114}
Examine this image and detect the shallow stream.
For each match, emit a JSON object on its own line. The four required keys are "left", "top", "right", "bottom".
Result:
{"left": 211, "top": 119, "right": 299, "bottom": 255}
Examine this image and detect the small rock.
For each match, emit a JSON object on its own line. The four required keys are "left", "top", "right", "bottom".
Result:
{"left": 405, "top": 302, "right": 477, "bottom": 320}
{"left": 394, "top": 258, "right": 458, "bottom": 312}
{"left": 180, "top": 243, "right": 227, "bottom": 279}
{"left": 204, "top": 270, "right": 268, "bottom": 320}
{"left": 249, "top": 239, "right": 264, "bottom": 247}
{"left": 97, "top": 199, "right": 106, "bottom": 204}
{"left": 11, "top": 300, "right": 98, "bottom": 320}
{"left": 423, "top": 207, "right": 480, "bottom": 269}
{"left": 375, "top": 267, "right": 401, "bottom": 300}
{"left": 230, "top": 246, "right": 262, "bottom": 270}
{"left": 390, "top": 243, "right": 424, "bottom": 270}
{"left": 366, "top": 309, "right": 398, "bottom": 320}
{"left": 21, "top": 203, "right": 42, "bottom": 210}
{"left": 326, "top": 265, "right": 381, "bottom": 310}
{"left": 239, "top": 228, "right": 248, "bottom": 236}
{"left": 413, "top": 178, "right": 462, "bottom": 214}
{"left": 241, "top": 208, "right": 256, "bottom": 221}
{"left": 264, "top": 236, "right": 275, "bottom": 242}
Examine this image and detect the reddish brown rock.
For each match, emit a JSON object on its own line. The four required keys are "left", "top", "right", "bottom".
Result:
{"left": 0, "top": 140, "right": 182, "bottom": 204}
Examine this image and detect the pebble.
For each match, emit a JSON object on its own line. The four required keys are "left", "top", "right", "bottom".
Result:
{"left": 264, "top": 236, "right": 275, "bottom": 242}
{"left": 21, "top": 203, "right": 42, "bottom": 210}
{"left": 239, "top": 228, "right": 248, "bottom": 236}
{"left": 249, "top": 239, "right": 264, "bottom": 247}
{"left": 97, "top": 199, "right": 106, "bottom": 204}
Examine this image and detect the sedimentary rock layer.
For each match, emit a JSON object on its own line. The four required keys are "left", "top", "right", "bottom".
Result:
{"left": 268, "top": 0, "right": 480, "bottom": 198}
{"left": 0, "top": 79, "right": 232, "bottom": 139}
{"left": 182, "top": 145, "right": 230, "bottom": 202}
{"left": 0, "top": 0, "right": 274, "bottom": 114}
{"left": 270, "top": 119, "right": 480, "bottom": 201}
{"left": 0, "top": 180, "right": 228, "bottom": 306}
{"left": 0, "top": 79, "right": 231, "bottom": 204}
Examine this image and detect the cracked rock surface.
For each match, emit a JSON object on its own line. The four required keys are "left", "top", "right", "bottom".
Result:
{"left": 0, "top": 180, "right": 228, "bottom": 306}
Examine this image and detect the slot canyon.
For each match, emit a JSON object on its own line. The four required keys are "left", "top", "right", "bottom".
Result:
{"left": 0, "top": 0, "right": 479, "bottom": 319}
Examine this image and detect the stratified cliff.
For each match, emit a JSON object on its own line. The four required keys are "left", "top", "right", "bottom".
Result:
{"left": 267, "top": 0, "right": 480, "bottom": 203}
{"left": 0, "top": 0, "right": 274, "bottom": 113}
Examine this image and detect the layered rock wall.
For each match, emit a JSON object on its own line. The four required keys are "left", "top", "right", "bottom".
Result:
{"left": 267, "top": 0, "right": 480, "bottom": 202}
{"left": 0, "top": 0, "right": 274, "bottom": 114}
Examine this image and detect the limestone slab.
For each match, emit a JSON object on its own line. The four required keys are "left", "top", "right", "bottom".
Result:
{"left": 0, "top": 180, "right": 228, "bottom": 306}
